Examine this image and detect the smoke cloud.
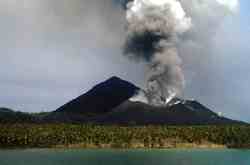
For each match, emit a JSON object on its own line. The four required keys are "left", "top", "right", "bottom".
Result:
{"left": 123, "top": 0, "right": 239, "bottom": 106}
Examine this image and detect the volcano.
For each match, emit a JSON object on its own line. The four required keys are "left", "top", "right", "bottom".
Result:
{"left": 0, "top": 76, "right": 246, "bottom": 125}
{"left": 42, "top": 76, "right": 244, "bottom": 125}
{"left": 55, "top": 76, "right": 139, "bottom": 114}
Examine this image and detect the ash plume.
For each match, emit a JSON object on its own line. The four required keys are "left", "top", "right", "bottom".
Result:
{"left": 123, "top": 0, "right": 239, "bottom": 106}
{"left": 124, "top": 0, "right": 191, "bottom": 105}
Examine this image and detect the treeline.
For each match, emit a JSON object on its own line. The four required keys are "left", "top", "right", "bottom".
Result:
{"left": 0, "top": 124, "right": 250, "bottom": 149}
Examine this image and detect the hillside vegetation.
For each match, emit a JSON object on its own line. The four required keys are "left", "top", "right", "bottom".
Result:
{"left": 0, "top": 124, "right": 249, "bottom": 149}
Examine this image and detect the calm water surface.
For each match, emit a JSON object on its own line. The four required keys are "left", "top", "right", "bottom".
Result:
{"left": 0, "top": 149, "right": 249, "bottom": 165}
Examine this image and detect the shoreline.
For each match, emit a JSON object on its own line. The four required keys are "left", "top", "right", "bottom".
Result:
{"left": 0, "top": 142, "right": 228, "bottom": 150}
{"left": 53, "top": 142, "right": 227, "bottom": 149}
{"left": 2, "top": 143, "right": 250, "bottom": 150}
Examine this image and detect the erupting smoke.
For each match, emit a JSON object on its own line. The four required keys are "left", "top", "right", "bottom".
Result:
{"left": 124, "top": 0, "right": 239, "bottom": 106}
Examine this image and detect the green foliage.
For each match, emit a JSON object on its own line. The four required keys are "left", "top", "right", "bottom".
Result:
{"left": 0, "top": 124, "right": 249, "bottom": 148}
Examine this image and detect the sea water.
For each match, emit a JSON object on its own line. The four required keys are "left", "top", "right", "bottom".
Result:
{"left": 0, "top": 149, "right": 249, "bottom": 165}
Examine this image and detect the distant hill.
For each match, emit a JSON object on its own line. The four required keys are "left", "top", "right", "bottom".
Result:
{"left": 0, "top": 77, "right": 247, "bottom": 125}
{"left": 0, "top": 108, "right": 38, "bottom": 123}
{"left": 0, "top": 108, "right": 13, "bottom": 113}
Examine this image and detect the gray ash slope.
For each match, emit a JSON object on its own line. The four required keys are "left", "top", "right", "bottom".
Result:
{"left": 45, "top": 77, "right": 244, "bottom": 125}
{"left": 97, "top": 100, "right": 241, "bottom": 125}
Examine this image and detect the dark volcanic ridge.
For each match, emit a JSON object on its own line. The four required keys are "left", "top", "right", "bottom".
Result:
{"left": 0, "top": 76, "right": 247, "bottom": 125}
{"left": 55, "top": 76, "right": 140, "bottom": 114}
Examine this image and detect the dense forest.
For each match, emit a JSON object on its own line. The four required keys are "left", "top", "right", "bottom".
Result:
{"left": 0, "top": 124, "right": 249, "bottom": 149}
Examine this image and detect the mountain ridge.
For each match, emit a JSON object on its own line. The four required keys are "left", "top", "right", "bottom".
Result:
{"left": 0, "top": 76, "right": 247, "bottom": 125}
{"left": 55, "top": 76, "right": 140, "bottom": 114}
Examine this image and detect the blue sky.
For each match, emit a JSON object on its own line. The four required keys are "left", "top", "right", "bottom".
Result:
{"left": 183, "top": 0, "right": 250, "bottom": 122}
{"left": 0, "top": 0, "right": 249, "bottom": 122}
{"left": 215, "top": 0, "right": 250, "bottom": 121}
